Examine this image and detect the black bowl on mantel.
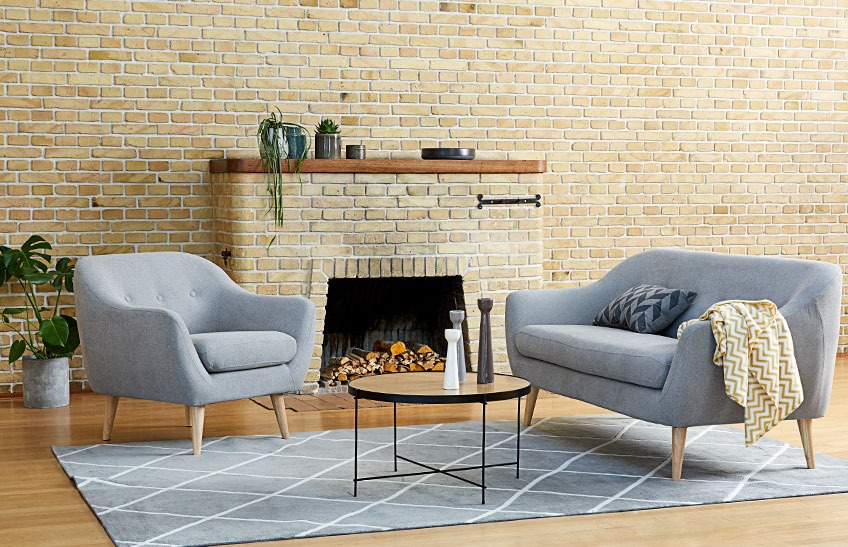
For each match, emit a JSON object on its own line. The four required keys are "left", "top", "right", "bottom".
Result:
{"left": 421, "top": 148, "right": 476, "bottom": 160}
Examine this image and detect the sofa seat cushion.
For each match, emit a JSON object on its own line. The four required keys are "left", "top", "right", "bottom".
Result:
{"left": 514, "top": 325, "right": 678, "bottom": 389}
{"left": 191, "top": 331, "right": 297, "bottom": 373}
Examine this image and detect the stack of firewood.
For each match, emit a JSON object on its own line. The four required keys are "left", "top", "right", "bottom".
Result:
{"left": 320, "top": 340, "right": 446, "bottom": 385}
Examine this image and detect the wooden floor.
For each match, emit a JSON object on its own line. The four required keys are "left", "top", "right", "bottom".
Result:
{"left": 3, "top": 360, "right": 848, "bottom": 546}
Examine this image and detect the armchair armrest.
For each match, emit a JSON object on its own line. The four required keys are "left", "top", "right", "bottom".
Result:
{"left": 77, "top": 287, "right": 214, "bottom": 405}
{"left": 217, "top": 289, "right": 315, "bottom": 337}
{"left": 216, "top": 288, "right": 317, "bottom": 385}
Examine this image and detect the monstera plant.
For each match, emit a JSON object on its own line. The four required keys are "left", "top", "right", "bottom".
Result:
{"left": 0, "top": 235, "right": 77, "bottom": 407}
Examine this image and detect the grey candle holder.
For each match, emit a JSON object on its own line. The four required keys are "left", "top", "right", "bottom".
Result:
{"left": 476, "top": 298, "right": 494, "bottom": 384}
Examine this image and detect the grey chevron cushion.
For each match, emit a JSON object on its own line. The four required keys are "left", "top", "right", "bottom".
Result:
{"left": 593, "top": 284, "right": 697, "bottom": 334}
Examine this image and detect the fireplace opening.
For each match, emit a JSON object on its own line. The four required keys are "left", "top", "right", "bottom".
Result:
{"left": 320, "top": 276, "right": 470, "bottom": 382}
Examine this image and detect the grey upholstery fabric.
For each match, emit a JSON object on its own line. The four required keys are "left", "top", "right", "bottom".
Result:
{"left": 191, "top": 331, "right": 297, "bottom": 373}
{"left": 74, "top": 252, "right": 316, "bottom": 406}
{"left": 515, "top": 325, "right": 677, "bottom": 389}
{"left": 506, "top": 248, "right": 843, "bottom": 428}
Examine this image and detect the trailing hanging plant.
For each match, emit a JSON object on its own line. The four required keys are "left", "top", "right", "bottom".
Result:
{"left": 0, "top": 235, "right": 79, "bottom": 365}
{"left": 256, "top": 107, "right": 310, "bottom": 229}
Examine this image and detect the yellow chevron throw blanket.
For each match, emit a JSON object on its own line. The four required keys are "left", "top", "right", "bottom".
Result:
{"left": 677, "top": 300, "right": 804, "bottom": 446}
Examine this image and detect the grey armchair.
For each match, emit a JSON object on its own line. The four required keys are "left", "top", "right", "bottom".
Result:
{"left": 75, "top": 252, "right": 316, "bottom": 455}
{"left": 506, "top": 249, "right": 842, "bottom": 479}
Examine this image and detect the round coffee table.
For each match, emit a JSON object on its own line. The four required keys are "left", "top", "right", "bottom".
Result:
{"left": 348, "top": 373, "right": 531, "bottom": 504}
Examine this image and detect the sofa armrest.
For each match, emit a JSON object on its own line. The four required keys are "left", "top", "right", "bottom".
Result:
{"left": 505, "top": 282, "right": 617, "bottom": 331}
{"left": 658, "top": 320, "right": 738, "bottom": 426}
{"left": 776, "top": 275, "right": 841, "bottom": 418}
{"left": 660, "top": 272, "right": 843, "bottom": 426}
{"left": 505, "top": 281, "right": 621, "bottom": 377}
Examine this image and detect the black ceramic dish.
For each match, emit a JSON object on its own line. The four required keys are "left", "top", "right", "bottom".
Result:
{"left": 421, "top": 148, "right": 476, "bottom": 160}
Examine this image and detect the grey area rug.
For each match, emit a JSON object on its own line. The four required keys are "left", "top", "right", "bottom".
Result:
{"left": 54, "top": 415, "right": 848, "bottom": 547}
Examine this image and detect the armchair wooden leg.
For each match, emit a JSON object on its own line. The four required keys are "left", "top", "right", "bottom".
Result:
{"left": 103, "top": 395, "right": 119, "bottom": 441}
{"left": 185, "top": 405, "right": 193, "bottom": 427}
{"left": 191, "top": 406, "right": 205, "bottom": 456}
{"left": 798, "top": 419, "right": 815, "bottom": 469}
{"left": 270, "top": 394, "right": 290, "bottom": 439}
{"left": 671, "top": 427, "right": 687, "bottom": 481}
{"left": 524, "top": 386, "right": 540, "bottom": 426}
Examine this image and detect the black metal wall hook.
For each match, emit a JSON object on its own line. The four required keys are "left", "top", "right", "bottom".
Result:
{"left": 477, "top": 194, "right": 542, "bottom": 209}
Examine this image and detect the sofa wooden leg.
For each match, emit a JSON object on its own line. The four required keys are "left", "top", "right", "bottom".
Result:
{"left": 191, "top": 406, "right": 206, "bottom": 455}
{"left": 185, "top": 405, "right": 193, "bottom": 427}
{"left": 270, "top": 394, "right": 290, "bottom": 439}
{"left": 671, "top": 427, "right": 687, "bottom": 481}
{"left": 103, "top": 395, "right": 119, "bottom": 441}
{"left": 523, "top": 386, "right": 540, "bottom": 426}
{"left": 798, "top": 419, "right": 815, "bottom": 469}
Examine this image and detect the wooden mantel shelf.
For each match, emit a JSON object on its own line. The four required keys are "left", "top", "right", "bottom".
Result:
{"left": 210, "top": 158, "right": 546, "bottom": 174}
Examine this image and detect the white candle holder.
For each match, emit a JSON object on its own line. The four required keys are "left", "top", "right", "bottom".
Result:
{"left": 443, "top": 328, "right": 461, "bottom": 390}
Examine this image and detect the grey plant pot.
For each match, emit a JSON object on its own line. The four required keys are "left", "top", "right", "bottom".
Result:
{"left": 315, "top": 133, "right": 341, "bottom": 159}
{"left": 22, "top": 356, "right": 70, "bottom": 408}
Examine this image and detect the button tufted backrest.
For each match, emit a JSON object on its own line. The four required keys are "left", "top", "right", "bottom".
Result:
{"left": 75, "top": 252, "right": 237, "bottom": 334}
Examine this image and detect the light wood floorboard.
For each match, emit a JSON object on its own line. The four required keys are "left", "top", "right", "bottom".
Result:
{"left": 2, "top": 358, "right": 848, "bottom": 546}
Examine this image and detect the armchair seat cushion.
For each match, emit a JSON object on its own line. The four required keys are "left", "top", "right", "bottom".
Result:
{"left": 190, "top": 331, "right": 297, "bottom": 373}
{"left": 514, "top": 324, "right": 677, "bottom": 389}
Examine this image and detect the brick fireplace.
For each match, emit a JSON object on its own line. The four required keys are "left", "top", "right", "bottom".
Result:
{"left": 210, "top": 158, "right": 545, "bottom": 392}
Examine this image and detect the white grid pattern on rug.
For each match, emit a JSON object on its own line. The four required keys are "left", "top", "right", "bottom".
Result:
{"left": 54, "top": 416, "right": 848, "bottom": 547}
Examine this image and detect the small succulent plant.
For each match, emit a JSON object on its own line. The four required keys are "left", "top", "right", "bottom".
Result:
{"left": 315, "top": 119, "right": 341, "bottom": 134}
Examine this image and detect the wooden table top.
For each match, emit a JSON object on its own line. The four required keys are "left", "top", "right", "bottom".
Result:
{"left": 348, "top": 372, "right": 531, "bottom": 404}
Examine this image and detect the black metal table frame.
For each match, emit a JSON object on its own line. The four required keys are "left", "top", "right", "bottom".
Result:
{"left": 350, "top": 380, "right": 530, "bottom": 505}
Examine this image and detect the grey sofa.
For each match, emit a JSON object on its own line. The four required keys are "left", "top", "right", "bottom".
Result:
{"left": 506, "top": 248, "right": 842, "bottom": 479}
{"left": 75, "top": 252, "right": 316, "bottom": 455}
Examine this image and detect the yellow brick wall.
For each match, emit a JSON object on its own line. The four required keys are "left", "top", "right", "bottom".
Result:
{"left": 1, "top": 1, "right": 846, "bottom": 393}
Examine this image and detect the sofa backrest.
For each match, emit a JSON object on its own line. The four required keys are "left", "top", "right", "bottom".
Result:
{"left": 75, "top": 252, "right": 235, "bottom": 334}
{"left": 598, "top": 248, "right": 842, "bottom": 337}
